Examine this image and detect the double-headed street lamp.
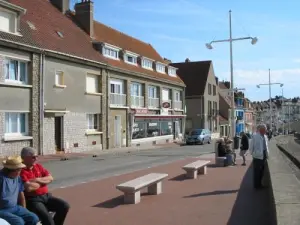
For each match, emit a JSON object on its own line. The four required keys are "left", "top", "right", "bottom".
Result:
{"left": 256, "top": 69, "right": 284, "bottom": 130}
{"left": 205, "top": 10, "right": 258, "bottom": 138}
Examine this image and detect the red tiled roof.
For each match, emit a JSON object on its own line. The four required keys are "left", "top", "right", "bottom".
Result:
{"left": 92, "top": 21, "right": 184, "bottom": 84}
{"left": 6, "top": 0, "right": 106, "bottom": 63}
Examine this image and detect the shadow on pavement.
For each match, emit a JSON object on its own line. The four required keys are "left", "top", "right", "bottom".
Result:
{"left": 169, "top": 174, "right": 189, "bottom": 182}
{"left": 184, "top": 189, "right": 238, "bottom": 198}
{"left": 226, "top": 163, "right": 276, "bottom": 225}
{"left": 92, "top": 196, "right": 124, "bottom": 209}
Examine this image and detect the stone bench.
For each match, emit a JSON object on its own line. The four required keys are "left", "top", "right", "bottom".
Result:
{"left": 116, "top": 173, "right": 168, "bottom": 204}
{"left": 182, "top": 160, "right": 210, "bottom": 179}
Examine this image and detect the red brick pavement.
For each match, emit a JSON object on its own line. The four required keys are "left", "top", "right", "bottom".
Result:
{"left": 52, "top": 158, "right": 274, "bottom": 225}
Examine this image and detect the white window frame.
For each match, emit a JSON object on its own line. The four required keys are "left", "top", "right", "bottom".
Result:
{"left": 124, "top": 51, "right": 138, "bottom": 65}
{"left": 141, "top": 58, "right": 154, "bottom": 70}
{"left": 168, "top": 67, "right": 177, "bottom": 77}
{"left": 4, "top": 112, "right": 29, "bottom": 137}
{"left": 148, "top": 86, "right": 158, "bottom": 98}
{"left": 87, "top": 114, "right": 100, "bottom": 131}
{"left": 54, "top": 70, "right": 66, "bottom": 88}
{"left": 4, "top": 58, "right": 28, "bottom": 85}
{"left": 156, "top": 63, "right": 166, "bottom": 74}
{"left": 131, "top": 82, "right": 142, "bottom": 97}
{"left": 110, "top": 79, "right": 124, "bottom": 94}
{"left": 102, "top": 43, "right": 121, "bottom": 60}
{"left": 0, "top": 7, "right": 17, "bottom": 34}
{"left": 86, "top": 74, "right": 100, "bottom": 94}
{"left": 174, "top": 90, "right": 181, "bottom": 101}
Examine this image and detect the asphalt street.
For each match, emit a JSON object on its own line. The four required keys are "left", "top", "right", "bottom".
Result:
{"left": 42, "top": 143, "right": 216, "bottom": 190}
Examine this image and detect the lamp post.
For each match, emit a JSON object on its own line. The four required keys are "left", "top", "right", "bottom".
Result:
{"left": 205, "top": 10, "right": 258, "bottom": 138}
{"left": 281, "top": 88, "right": 284, "bottom": 134}
{"left": 256, "top": 69, "right": 284, "bottom": 131}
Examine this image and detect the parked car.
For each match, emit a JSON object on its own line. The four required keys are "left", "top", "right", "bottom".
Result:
{"left": 186, "top": 129, "right": 211, "bottom": 145}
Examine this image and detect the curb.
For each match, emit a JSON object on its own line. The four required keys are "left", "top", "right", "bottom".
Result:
{"left": 276, "top": 144, "right": 300, "bottom": 169}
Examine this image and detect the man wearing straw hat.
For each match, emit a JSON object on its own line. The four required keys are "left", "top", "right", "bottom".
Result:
{"left": 0, "top": 156, "right": 39, "bottom": 225}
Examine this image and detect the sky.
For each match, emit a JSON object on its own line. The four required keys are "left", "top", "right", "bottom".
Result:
{"left": 72, "top": 0, "right": 300, "bottom": 101}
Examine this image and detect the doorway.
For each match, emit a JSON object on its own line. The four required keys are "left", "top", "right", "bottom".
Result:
{"left": 55, "top": 116, "right": 63, "bottom": 151}
{"left": 114, "top": 115, "right": 121, "bottom": 148}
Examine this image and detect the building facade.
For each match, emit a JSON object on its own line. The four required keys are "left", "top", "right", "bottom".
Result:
{"left": 171, "top": 60, "right": 219, "bottom": 139}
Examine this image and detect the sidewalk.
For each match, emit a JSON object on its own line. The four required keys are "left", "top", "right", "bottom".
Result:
{"left": 37, "top": 142, "right": 184, "bottom": 163}
{"left": 52, "top": 156, "right": 275, "bottom": 225}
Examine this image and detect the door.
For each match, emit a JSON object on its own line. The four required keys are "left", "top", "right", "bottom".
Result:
{"left": 55, "top": 116, "right": 63, "bottom": 151}
{"left": 114, "top": 115, "right": 121, "bottom": 148}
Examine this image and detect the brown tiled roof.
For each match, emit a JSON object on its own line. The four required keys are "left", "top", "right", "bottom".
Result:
{"left": 91, "top": 21, "right": 184, "bottom": 85}
{"left": 171, "top": 61, "right": 212, "bottom": 96}
{"left": 6, "top": 0, "right": 106, "bottom": 63}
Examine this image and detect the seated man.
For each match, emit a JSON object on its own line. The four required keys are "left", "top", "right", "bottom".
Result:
{"left": 0, "top": 156, "right": 39, "bottom": 225}
{"left": 20, "top": 147, "right": 70, "bottom": 225}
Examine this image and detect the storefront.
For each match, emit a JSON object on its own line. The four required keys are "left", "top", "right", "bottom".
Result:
{"left": 130, "top": 108, "right": 185, "bottom": 146}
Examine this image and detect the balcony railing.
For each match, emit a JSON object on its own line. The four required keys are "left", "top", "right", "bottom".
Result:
{"left": 131, "top": 95, "right": 145, "bottom": 108}
{"left": 173, "top": 100, "right": 183, "bottom": 110}
{"left": 110, "top": 93, "right": 126, "bottom": 106}
{"left": 148, "top": 97, "right": 159, "bottom": 108}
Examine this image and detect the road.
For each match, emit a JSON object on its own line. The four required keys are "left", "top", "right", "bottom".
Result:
{"left": 43, "top": 143, "right": 216, "bottom": 190}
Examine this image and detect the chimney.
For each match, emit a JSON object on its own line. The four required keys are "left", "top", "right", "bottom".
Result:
{"left": 224, "top": 81, "right": 230, "bottom": 89}
{"left": 75, "top": 0, "right": 94, "bottom": 37}
{"left": 163, "top": 58, "right": 172, "bottom": 64}
{"left": 215, "top": 76, "right": 219, "bottom": 85}
{"left": 50, "top": 0, "right": 70, "bottom": 14}
{"left": 185, "top": 58, "right": 190, "bottom": 63}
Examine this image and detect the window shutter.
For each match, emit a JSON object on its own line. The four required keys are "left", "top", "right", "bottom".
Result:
{"left": 86, "top": 75, "right": 98, "bottom": 93}
{"left": 0, "top": 11, "right": 11, "bottom": 32}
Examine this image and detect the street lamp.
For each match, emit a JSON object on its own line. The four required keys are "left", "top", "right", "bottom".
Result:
{"left": 256, "top": 69, "right": 284, "bottom": 131}
{"left": 205, "top": 10, "right": 258, "bottom": 138}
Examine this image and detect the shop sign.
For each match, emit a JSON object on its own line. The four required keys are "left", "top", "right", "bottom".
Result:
{"left": 134, "top": 108, "right": 148, "bottom": 114}
{"left": 162, "top": 101, "right": 171, "bottom": 108}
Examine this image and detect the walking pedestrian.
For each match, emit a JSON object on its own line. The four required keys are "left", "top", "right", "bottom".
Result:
{"left": 0, "top": 156, "right": 39, "bottom": 225}
{"left": 249, "top": 124, "right": 269, "bottom": 190}
{"left": 20, "top": 147, "right": 70, "bottom": 225}
{"left": 239, "top": 132, "right": 249, "bottom": 166}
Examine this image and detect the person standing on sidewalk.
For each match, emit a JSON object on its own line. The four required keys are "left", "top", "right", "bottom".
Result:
{"left": 20, "top": 147, "right": 70, "bottom": 225}
{"left": 0, "top": 156, "right": 39, "bottom": 225}
{"left": 249, "top": 124, "right": 269, "bottom": 189}
{"left": 239, "top": 132, "right": 249, "bottom": 166}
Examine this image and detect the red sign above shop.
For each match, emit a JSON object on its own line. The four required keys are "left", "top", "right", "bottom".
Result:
{"left": 162, "top": 101, "right": 171, "bottom": 108}
{"left": 134, "top": 108, "right": 148, "bottom": 114}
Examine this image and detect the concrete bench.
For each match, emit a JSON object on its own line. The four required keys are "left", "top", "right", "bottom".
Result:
{"left": 182, "top": 160, "right": 211, "bottom": 179}
{"left": 116, "top": 173, "right": 168, "bottom": 204}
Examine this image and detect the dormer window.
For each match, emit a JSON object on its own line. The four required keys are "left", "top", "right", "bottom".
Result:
{"left": 0, "top": 9, "right": 16, "bottom": 33}
{"left": 168, "top": 67, "right": 177, "bottom": 77}
{"left": 0, "top": 2, "right": 26, "bottom": 35}
{"left": 142, "top": 58, "right": 153, "bottom": 70}
{"left": 102, "top": 43, "right": 121, "bottom": 60}
{"left": 156, "top": 63, "right": 165, "bottom": 74}
{"left": 124, "top": 51, "right": 138, "bottom": 65}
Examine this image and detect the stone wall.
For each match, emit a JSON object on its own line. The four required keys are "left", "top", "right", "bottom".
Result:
{"left": 43, "top": 116, "right": 55, "bottom": 155}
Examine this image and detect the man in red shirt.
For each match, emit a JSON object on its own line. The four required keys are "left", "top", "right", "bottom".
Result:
{"left": 20, "top": 147, "right": 70, "bottom": 225}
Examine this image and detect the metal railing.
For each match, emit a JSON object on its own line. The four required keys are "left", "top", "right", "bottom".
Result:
{"left": 110, "top": 93, "right": 126, "bottom": 106}
{"left": 148, "top": 97, "right": 160, "bottom": 108}
{"left": 173, "top": 100, "right": 183, "bottom": 110}
{"left": 131, "top": 95, "right": 145, "bottom": 108}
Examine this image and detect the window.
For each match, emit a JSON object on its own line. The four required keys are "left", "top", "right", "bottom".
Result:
{"left": 4, "top": 59, "right": 27, "bottom": 84}
{"left": 103, "top": 47, "right": 119, "bottom": 59}
{"left": 156, "top": 63, "right": 165, "bottom": 73}
{"left": 168, "top": 67, "right": 177, "bottom": 77}
{"left": 148, "top": 86, "right": 158, "bottom": 98}
{"left": 87, "top": 114, "right": 100, "bottom": 131}
{"left": 110, "top": 80, "right": 123, "bottom": 94}
{"left": 125, "top": 54, "right": 137, "bottom": 65}
{"left": 55, "top": 71, "right": 64, "bottom": 86}
{"left": 213, "top": 85, "right": 216, "bottom": 96}
{"left": 174, "top": 91, "right": 181, "bottom": 101}
{"left": 142, "top": 58, "right": 153, "bottom": 70}
{"left": 5, "top": 113, "right": 28, "bottom": 136}
{"left": 132, "top": 120, "right": 174, "bottom": 139}
{"left": 0, "top": 9, "right": 16, "bottom": 33}
{"left": 208, "top": 101, "right": 212, "bottom": 115}
{"left": 131, "top": 82, "right": 142, "bottom": 96}
{"left": 86, "top": 74, "right": 99, "bottom": 93}
{"left": 208, "top": 84, "right": 212, "bottom": 95}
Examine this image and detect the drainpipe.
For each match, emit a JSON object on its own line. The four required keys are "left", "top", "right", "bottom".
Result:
{"left": 106, "top": 69, "right": 109, "bottom": 149}
{"left": 39, "top": 53, "right": 45, "bottom": 155}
